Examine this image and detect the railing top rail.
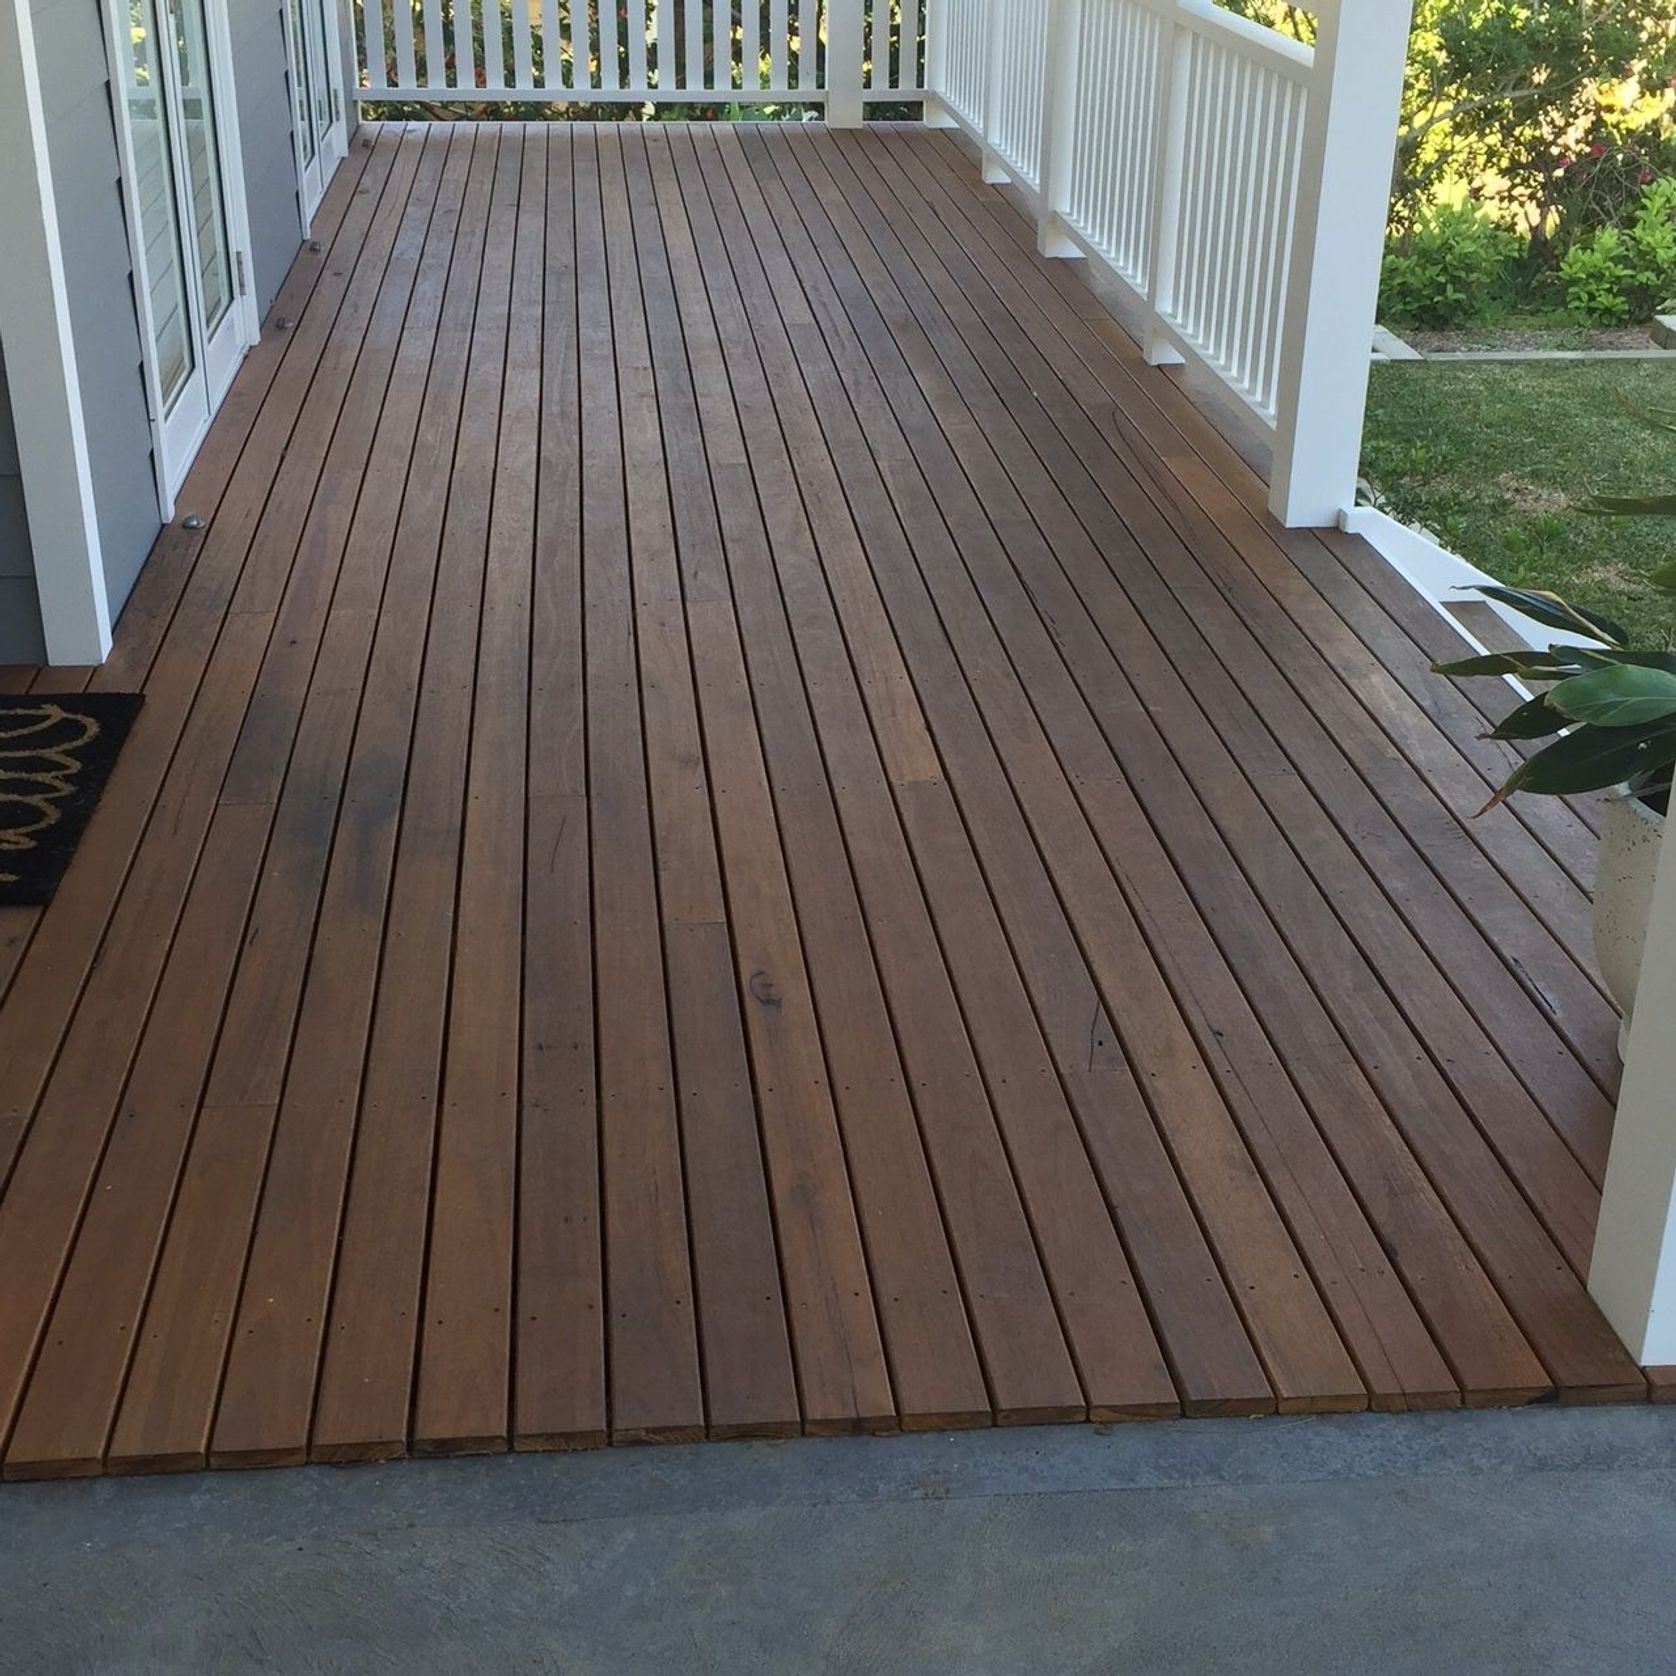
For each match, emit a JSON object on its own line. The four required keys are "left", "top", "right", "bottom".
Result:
{"left": 1164, "top": 0, "right": 1316, "bottom": 80}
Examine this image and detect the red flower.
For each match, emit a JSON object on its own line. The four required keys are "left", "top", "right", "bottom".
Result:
{"left": 1589, "top": 142, "right": 1607, "bottom": 158}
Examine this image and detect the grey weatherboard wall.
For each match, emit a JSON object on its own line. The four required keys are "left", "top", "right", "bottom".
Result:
{"left": 233, "top": 0, "right": 308, "bottom": 317}
{"left": 15, "top": 0, "right": 311, "bottom": 656}
{"left": 0, "top": 345, "right": 46, "bottom": 665}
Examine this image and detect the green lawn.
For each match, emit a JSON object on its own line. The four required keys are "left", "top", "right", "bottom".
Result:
{"left": 1361, "top": 361, "right": 1676, "bottom": 648}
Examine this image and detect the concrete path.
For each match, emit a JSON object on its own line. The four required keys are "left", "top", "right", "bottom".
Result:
{"left": 4, "top": 1407, "right": 1676, "bottom": 1673}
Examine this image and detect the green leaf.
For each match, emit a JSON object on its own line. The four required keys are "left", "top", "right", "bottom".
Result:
{"left": 1430, "top": 649, "right": 1586, "bottom": 679}
{"left": 1486, "top": 695, "right": 1567, "bottom": 741}
{"left": 1470, "top": 585, "right": 1627, "bottom": 648}
{"left": 1582, "top": 649, "right": 1676, "bottom": 674}
{"left": 1613, "top": 394, "right": 1676, "bottom": 439}
{"left": 1577, "top": 493, "right": 1676, "bottom": 517}
{"left": 1652, "top": 560, "right": 1676, "bottom": 593}
{"left": 1486, "top": 721, "right": 1676, "bottom": 810}
{"left": 1549, "top": 664, "right": 1676, "bottom": 728}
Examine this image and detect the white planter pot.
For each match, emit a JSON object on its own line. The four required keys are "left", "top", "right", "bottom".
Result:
{"left": 1594, "top": 788, "right": 1667, "bottom": 1058}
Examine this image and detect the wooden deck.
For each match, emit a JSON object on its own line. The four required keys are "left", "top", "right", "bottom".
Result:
{"left": 0, "top": 120, "right": 1652, "bottom": 1479}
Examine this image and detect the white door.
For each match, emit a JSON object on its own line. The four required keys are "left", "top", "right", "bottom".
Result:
{"left": 289, "top": 0, "right": 349, "bottom": 228}
{"left": 111, "top": 0, "right": 257, "bottom": 507}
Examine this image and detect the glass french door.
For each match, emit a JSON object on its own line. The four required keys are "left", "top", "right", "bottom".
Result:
{"left": 289, "top": 0, "right": 348, "bottom": 226}
{"left": 117, "top": 0, "right": 248, "bottom": 497}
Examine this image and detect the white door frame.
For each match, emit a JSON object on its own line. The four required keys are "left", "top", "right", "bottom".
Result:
{"left": 100, "top": 0, "right": 260, "bottom": 521}
{"left": 0, "top": 0, "right": 112, "bottom": 665}
{"left": 287, "top": 0, "right": 349, "bottom": 233}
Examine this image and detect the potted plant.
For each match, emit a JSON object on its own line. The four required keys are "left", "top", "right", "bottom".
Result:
{"left": 1433, "top": 576, "right": 1676, "bottom": 1054}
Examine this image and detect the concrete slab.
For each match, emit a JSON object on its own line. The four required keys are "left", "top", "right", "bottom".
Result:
{"left": 3, "top": 1407, "right": 1676, "bottom": 1673}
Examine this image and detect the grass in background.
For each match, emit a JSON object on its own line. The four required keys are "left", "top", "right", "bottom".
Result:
{"left": 1362, "top": 360, "right": 1676, "bottom": 647}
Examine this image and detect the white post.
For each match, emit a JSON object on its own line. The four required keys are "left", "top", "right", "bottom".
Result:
{"left": 827, "top": 0, "right": 865, "bottom": 127}
{"left": 1590, "top": 806, "right": 1676, "bottom": 1367}
{"left": 0, "top": 0, "right": 112, "bottom": 666}
{"left": 978, "top": 0, "right": 1007, "bottom": 183}
{"left": 1267, "top": 0, "right": 1412, "bottom": 528}
{"left": 1141, "top": 7, "right": 1191, "bottom": 368}
{"left": 923, "top": 0, "right": 959, "bottom": 126}
{"left": 1035, "top": 0, "right": 1085, "bottom": 256}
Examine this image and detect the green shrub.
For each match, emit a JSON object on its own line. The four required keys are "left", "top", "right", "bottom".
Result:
{"left": 1379, "top": 204, "right": 1520, "bottom": 328}
{"left": 1628, "top": 178, "right": 1676, "bottom": 310}
{"left": 1560, "top": 178, "right": 1676, "bottom": 324}
{"left": 1561, "top": 227, "right": 1636, "bottom": 323}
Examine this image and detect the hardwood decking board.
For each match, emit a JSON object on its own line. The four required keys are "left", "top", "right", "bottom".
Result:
{"left": 653, "top": 128, "right": 1183, "bottom": 1421}
{"left": 411, "top": 124, "right": 545, "bottom": 1456}
{"left": 833, "top": 129, "right": 1618, "bottom": 1179}
{"left": 0, "top": 131, "right": 403, "bottom": 1108}
{"left": 762, "top": 131, "right": 1513, "bottom": 1412}
{"left": 637, "top": 130, "right": 920, "bottom": 1435}
{"left": 688, "top": 134, "right": 1094, "bottom": 1429}
{"left": 0, "top": 124, "right": 1653, "bottom": 1476}
{"left": 760, "top": 126, "right": 1616, "bottom": 1398}
{"left": 105, "top": 126, "right": 470, "bottom": 1474}
{"left": 732, "top": 130, "right": 1523, "bottom": 1411}
{"left": 903, "top": 130, "right": 1609, "bottom": 990}
{"left": 663, "top": 128, "right": 994, "bottom": 1431}
{"left": 209, "top": 126, "right": 506, "bottom": 1468}
{"left": 844, "top": 127, "right": 1629, "bottom": 1387}
{"left": 798, "top": 136, "right": 1613, "bottom": 1275}
{"left": 574, "top": 127, "right": 706, "bottom": 1443}
{"left": 0, "top": 128, "right": 446, "bottom": 1467}
{"left": 3, "top": 801, "right": 271, "bottom": 1478}
{"left": 893, "top": 160, "right": 1627, "bottom": 1214}
{"left": 609, "top": 128, "right": 813, "bottom": 1438}
{"left": 737, "top": 125, "right": 1373, "bottom": 1411}
{"left": 513, "top": 126, "right": 608, "bottom": 1452}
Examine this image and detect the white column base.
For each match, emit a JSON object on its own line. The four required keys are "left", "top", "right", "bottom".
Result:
{"left": 1590, "top": 803, "right": 1676, "bottom": 1366}
{"left": 1145, "top": 328, "right": 1185, "bottom": 367}
{"left": 1035, "top": 213, "right": 1083, "bottom": 258}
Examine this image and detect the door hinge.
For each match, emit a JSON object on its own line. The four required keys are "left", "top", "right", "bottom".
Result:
{"left": 236, "top": 250, "right": 248, "bottom": 298}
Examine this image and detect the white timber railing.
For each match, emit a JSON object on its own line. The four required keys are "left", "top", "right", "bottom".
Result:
{"left": 926, "top": 0, "right": 1413, "bottom": 528}
{"left": 354, "top": 1, "right": 926, "bottom": 121}
{"left": 348, "top": 0, "right": 1411, "bottom": 528}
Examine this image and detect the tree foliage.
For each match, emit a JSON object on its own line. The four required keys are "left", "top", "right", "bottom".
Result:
{"left": 1224, "top": 0, "right": 1676, "bottom": 239}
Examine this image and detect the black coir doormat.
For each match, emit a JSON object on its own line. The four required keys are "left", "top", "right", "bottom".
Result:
{"left": 0, "top": 693, "right": 143, "bottom": 907}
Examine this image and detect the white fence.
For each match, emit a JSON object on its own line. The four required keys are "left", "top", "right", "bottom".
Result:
{"left": 356, "top": 0, "right": 926, "bottom": 111}
{"left": 928, "top": 0, "right": 1411, "bottom": 527}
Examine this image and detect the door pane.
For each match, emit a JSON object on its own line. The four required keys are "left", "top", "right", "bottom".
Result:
{"left": 290, "top": 0, "right": 318, "bottom": 165}
{"left": 168, "top": 0, "right": 234, "bottom": 335}
{"left": 305, "top": 0, "right": 333, "bottom": 147}
{"left": 123, "top": 0, "right": 195, "bottom": 410}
